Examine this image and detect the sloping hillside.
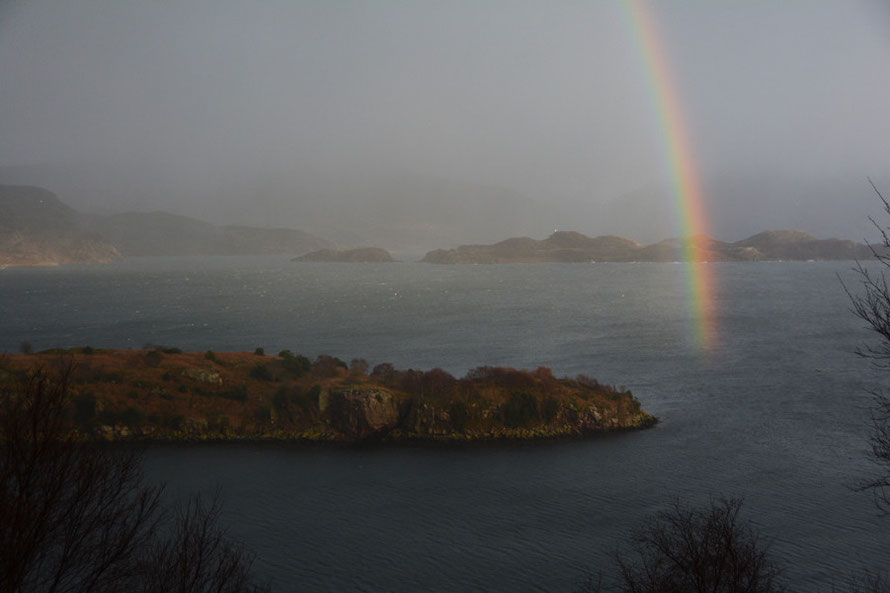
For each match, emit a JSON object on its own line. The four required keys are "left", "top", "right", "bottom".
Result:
{"left": 89, "top": 212, "right": 333, "bottom": 257}
{"left": 0, "top": 185, "right": 121, "bottom": 267}
{"left": 0, "top": 184, "right": 335, "bottom": 266}
{"left": 735, "top": 230, "right": 870, "bottom": 260}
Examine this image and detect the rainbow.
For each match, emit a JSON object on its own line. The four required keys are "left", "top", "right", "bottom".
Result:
{"left": 623, "top": 0, "right": 716, "bottom": 349}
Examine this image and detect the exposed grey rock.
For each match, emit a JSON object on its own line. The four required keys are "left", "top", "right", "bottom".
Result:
{"left": 181, "top": 368, "right": 223, "bottom": 385}
{"left": 326, "top": 389, "right": 400, "bottom": 439}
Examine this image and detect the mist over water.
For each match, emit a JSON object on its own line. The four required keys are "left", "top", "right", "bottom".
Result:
{"left": 2, "top": 258, "right": 888, "bottom": 591}
{"left": 3, "top": 2, "right": 890, "bottom": 589}
{"left": 2, "top": 1, "right": 890, "bottom": 246}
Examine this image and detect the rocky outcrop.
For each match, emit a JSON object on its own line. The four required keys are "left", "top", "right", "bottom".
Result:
{"left": 399, "top": 399, "right": 457, "bottom": 436}
{"left": 558, "top": 402, "right": 653, "bottom": 432}
{"left": 320, "top": 387, "right": 655, "bottom": 442}
{"left": 181, "top": 367, "right": 223, "bottom": 385}
{"left": 326, "top": 389, "right": 400, "bottom": 439}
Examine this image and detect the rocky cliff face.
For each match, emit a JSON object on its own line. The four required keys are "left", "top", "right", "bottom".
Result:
{"left": 325, "top": 389, "right": 401, "bottom": 439}
{"left": 319, "top": 388, "right": 655, "bottom": 442}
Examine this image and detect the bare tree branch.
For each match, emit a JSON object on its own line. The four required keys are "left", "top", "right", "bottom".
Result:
{"left": 844, "top": 182, "right": 890, "bottom": 516}
{"left": 575, "top": 499, "right": 785, "bottom": 593}
{"left": 0, "top": 363, "right": 268, "bottom": 593}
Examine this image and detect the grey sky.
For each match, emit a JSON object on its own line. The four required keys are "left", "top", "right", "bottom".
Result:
{"left": 1, "top": 0, "right": 889, "bottom": 245}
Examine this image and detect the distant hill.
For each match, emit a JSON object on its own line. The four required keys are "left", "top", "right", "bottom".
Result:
{"left": 422, "top": 232, "right": 642, "bottom": 264}
{"left": 733, "top": 230, "right": 870, "bottom": 261}
{"left": 293, "top": 247, "right": 394, "bottom": 263}
{"left": 0, "top": 184, "right": 334, "bottom": 266}
{"left": 421, "top": 230, "right": 872, "bottom": 264}
{"left": 6, "top": 163, "right": 882, "bottom": 251}
{"left": 585, "top": 174, "right": 884, "bottom": 244}
{"left": 0, "top": 185, "right": 121, "bottom": 267}
{"left": 88, "top": 211, "right": 332, "bottom": 257}
{"left": 0, "top": 165, "right": 555, "bottom": 251}
{"left": 210, "top": 174, "right": 556, "bottom": 251}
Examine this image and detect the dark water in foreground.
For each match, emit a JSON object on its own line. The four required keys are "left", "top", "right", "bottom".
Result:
{"left": 2, "top": 257, "right": 888, "bottom": 591}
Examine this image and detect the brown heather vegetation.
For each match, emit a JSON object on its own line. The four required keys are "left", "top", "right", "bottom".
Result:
{"left": 0, "top": 347, "right": 655, "bottom": 443}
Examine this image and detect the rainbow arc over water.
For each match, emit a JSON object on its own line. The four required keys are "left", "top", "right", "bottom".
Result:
{"left": 624, "top": 0, "right": 716, "bottom": 349}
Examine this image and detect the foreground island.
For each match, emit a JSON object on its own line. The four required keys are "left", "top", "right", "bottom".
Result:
{"left": 0, "top": 348, "right": 655, "bottom": 443}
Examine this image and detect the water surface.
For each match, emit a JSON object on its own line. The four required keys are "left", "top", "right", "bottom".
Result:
{"left": 1, "top": 258, "right": 886, "bottom": 591}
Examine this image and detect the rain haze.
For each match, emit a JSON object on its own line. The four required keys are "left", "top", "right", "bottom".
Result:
{"left": 2, "top": 0, "right": 890, "bottom": 248}
{"left": 7, "top": 3, "right": 890, "bottom": 591}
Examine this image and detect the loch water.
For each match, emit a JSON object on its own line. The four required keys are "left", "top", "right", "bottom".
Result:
{"left": 2, "top": 257, "right": 888, "bottom": 592}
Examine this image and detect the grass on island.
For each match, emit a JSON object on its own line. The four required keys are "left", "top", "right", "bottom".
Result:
{"left": 0, "top": 346, "right": 655, "bottom": 442}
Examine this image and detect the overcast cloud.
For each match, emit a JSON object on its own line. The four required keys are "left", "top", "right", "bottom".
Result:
{"left": 1, "top": 0, "right": 889, "bottom": 245}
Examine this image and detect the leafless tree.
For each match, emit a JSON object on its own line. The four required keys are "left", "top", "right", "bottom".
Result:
{"left": 844, "top": 179, "right": 890, "bottom": 511}
{"left": 137, "top": 494, "right": 266, "bottom": 593}
{"left": 835, "top": 179, "right": 890, "bottom": 593}
{"left": 609, "top": 498, "right": 785, "bottom": 593}
{"left": 857, "top": 395, "right": 890, "bottom": 513}
{"left": 0, "top": 363, "right": 267, "bottom": 593}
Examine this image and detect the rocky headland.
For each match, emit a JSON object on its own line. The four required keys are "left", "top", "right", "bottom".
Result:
{"left": 0, "top": 349, "right": 655, "bottom": 443}
{"left": 422, "top": 230, "right": 872, "bottom": 264}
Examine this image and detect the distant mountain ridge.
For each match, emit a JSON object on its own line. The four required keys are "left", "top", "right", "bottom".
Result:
{"left": 0, "top": 185, "right": 121, "bottom": 267}
{"left": 421, "top": 230, "right": 872, "bottom": 264}
{"left": 0, "top": 185, "right": 333, "bottom": 266}
{"left": 4, "top": 163, "right": 885, "bottom": 250}
{"left": 0, "top": 165, "right": 555, "bottom": 251}
{"left": 1, "top": 184, "right": 874, "bottom": 268}
{"left": 88, "top": 211, "right": 332, "bottom": 257}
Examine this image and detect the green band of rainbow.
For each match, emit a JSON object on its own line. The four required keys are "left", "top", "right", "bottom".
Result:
{"left": 624, "top": 0, "right": 716, "bottom": 349}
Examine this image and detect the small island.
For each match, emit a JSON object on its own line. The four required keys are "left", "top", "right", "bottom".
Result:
{"left": 293, "top": 247, "right": 394, "bottom": 263}
{"left": 0, "top": 348, "right": 655, "bottom": 443}
{"left": 421, "top": 230, "right": 872, "bottom": 264}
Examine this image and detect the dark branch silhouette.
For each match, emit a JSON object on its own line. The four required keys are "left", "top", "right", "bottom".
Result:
{"left": 0, "top": 362, "right": 268, "bottom": 593}
{"left": 612, "top": 499, "right": 784, "bottom": 593}
{"left": 843, "top": 180, "right": 890, "bottom": 512}
{"left": 138, "top": 494, "right": 266, "bottom": 593}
